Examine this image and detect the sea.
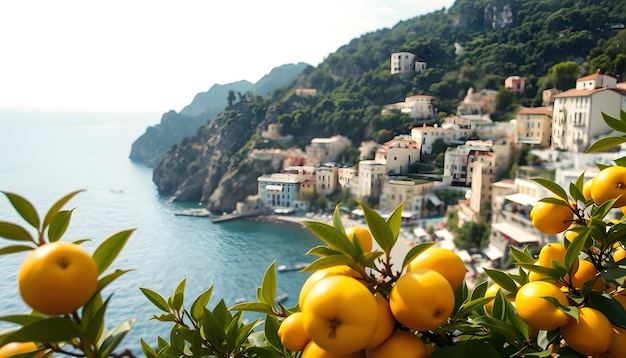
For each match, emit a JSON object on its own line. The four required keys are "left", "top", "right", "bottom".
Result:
{"left": 0, "top": 109, "right": 322, "bottom": 354}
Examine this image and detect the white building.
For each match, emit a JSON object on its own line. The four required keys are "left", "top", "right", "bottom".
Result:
{"left": 357, "top": 160, "right": 387, "bottom": 199}
{"left": 552, "top": 73, "right": 626, "bottom": 152}
{"left": 382, "top": 95, "right": 437, "bottom": 120}
{"left": 257, "top": 173, "right": 307, "bottom": 211}
{"left": 390, "top": 52, "right": 427, "bottom": 75}
{"left": 315, "top": 163, "right": 339, "bottom": 195}
{"left": 411, "top": 124, "right": 457, "bottom": 156}
{"left": 375, "top": 135, "right": 420, "bottom": 174}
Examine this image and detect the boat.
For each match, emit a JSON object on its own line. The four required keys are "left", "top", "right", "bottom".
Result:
{"left": 235, "top": 297, "right": 246, "bottom": 304}
{"left": 276, "top": 293, "right": 288, "bottom": 303}
{"left": 174, "top": 208, "right": 210, "bottom": 217}
{"left": 277, "top": 263, "right": 308, "bottom": 272}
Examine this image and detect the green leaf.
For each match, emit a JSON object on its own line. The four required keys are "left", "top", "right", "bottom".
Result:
{"left": 202, "top": 308, "right": 227, "bottom": 352}
{"left": 473, "top": 316, "right": 526, "bottom": 344}
{"left": 542, "top": 297, "right": 578, "bottom": 321}
{"left": 92, "top": 229, "right": 134, "bottom": 274}
{"left": 429, "top": 336, "right": 503, "bottom": 358}
{"left": 0, "top": 245, "right": 34, "bottom": 255}
{"left": 485, "top": 268, "right": 519, "bottom": 295}
{"left": 47, "top": 209, "right": 74, "bottom": 243}
{"left": 532, "top": 178, "right": 568, "bottom": 202}
{"left": 170, "top": 292, "right": 184, "bottom": 313}
{"left": 229, "top": 301, "right": 275, "bottom": 314}
{"left": 386, "top": 202, "right": 404, "bottom": 243}
{"left": 98, "top": 319, "right": 135, "bottom": 357}
{"left": 586, "top": 136, "right": 626, "bottom": 153}
{"left": 139, "top": 288, "right": 170, "bottom": 313}
{"left": 502, "top": 293, "right": 529, "bottom": 340}
{"left": 510, "top": 246, "right": 535, "bottom": 264}
{"left": 1, "top": 192, "right": 40, "bottom": 230}
{"left": 603, "top": 112, "right": 626, "bottom": 133}
{"left": 401, "top": 242, "right": 435, "bottom": 268}
{"left": 568, "top": 182, "right": 585, "bottom": 205}
{"left": 454, "top": 296, "right": 495, "bottom": 320}
{"left": 471, "top": 280, "right": 489, "bottom": 300}
{"left": 0, "top": 221, "right": 35, "bottom": 243}
{"left": 42, "top": 190, "right": 83, "bottom": 231}
{"left": 149, "top": 313, "right": 177, "bottom": 322}
{"left": 589, "top": 292, "right": 626, "bottom": 328}
{"left": 140, "top": 338, "right": 157, "bottom": 358}
{"left": 264, "top": 314, "right": 283, "bottom": 351}
{"left": 359, "top": 201, "right": 395, "bottom": 254}
{"left": 564, "top": 232, "right": 587, "bottom": 276}
{"left": 259, "top": 262, "right": 277, "bottom": 307}
{"left": 190, "top": 286, "right": 214, "bottom": 322}
{"left": 452, "top": 280, "right": 469, "bottom": 316}
{"left": 213, "top": 300, "right": 233, "bottom": 329}
{"left": 302, "top": 255, "right": 354, "bottom": 272}
{"left": 331, "top": 204, "right": 345, "bottom": 235}
{"left": 0, "top": 315, "right": 43, "bottom": 325}
{"left": 517, "top": 263, "right": 561, "bottom": 281}
{"left": 302, "top": 221, "right": 354, "bottom": 257}
{"left": 0, "top": 317, "right": 80, "bottom": 344}
{"left": 83, "top": 296, "right": 109, "bottom": 343}
{"left": 305, "top": 245, "right": 340, "bottom": 257}
{"left": 95, "top": 269, "right": 132, "bottom": 295}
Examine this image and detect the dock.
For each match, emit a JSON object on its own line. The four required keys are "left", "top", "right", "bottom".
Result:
{"left": 175, "top": 208, "right": 211, "bottom": 217}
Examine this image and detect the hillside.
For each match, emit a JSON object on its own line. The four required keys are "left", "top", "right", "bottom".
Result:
{"left": 128, "top": 62, "right": 309, "bottom": 166}
{"left": 152, "top": 0, "right": 626, "bottom": 212}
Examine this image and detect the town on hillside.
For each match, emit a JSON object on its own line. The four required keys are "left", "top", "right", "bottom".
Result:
{"left": 226, "top": 54, "right": 626, "bottom": 283}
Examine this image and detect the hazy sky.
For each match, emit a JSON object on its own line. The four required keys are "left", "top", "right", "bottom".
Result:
{"left": 0, "top": 0, "right": 455, "bottom": 113}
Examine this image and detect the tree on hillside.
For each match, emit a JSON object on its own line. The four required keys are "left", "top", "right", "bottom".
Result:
{"left": 547, "top": 61, "right": 580, "bottom": 90}
{"left": 453, "top": 221, "right": 490, "bottom": 250}
{"left": 227, "top": 90, "right": 236, "bottom": 107}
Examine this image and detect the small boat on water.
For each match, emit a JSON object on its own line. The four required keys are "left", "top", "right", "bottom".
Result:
{"left": 175, "top": 208, "right": 211, "bottom": 217}
{"left": 277, "top": 263, "right": 308, "bottom": 272}
{"left": 235, "top": 297, "right": 246, "bottom": 304}
{"left": 276, "top": 293, "right": 288, "bottom": 303}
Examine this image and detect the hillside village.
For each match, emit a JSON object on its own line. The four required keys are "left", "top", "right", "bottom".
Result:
{"left": 228, "top": 53, "right": 626, "bottom": 272}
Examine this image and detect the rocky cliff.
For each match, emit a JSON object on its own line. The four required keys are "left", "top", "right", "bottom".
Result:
{"left": 152, "top": 96, "right": 287, "bottom": 212}
{"left": 130, "top": 63, "right": 309, "bottom": 167}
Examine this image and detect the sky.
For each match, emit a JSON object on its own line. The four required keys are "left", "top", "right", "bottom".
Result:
{"left": 0, "top": 0, "right": 455, "bottom": 113}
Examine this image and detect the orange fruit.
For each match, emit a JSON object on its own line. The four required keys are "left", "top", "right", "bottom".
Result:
{"left": 599, "top": 325, "right": 626, "bottom": 358}
{"left": 389, "top": 269, "right": 454, "bottom": 331}
{"left": 364, "top": 293, "right": 395, "bottom": 349}
{"left": 298, "top": 265, "right": 361, "bottom": 310}
{"left": 301, "top": 275, "right": 377, "bottom": 354}
{"left": 18, "top": 242, "right": 98, "bottom": 315}
{"left": 277, "top": 312, "right": 310, "bottom": 351}
{"left": 530, "top": 199, "right": 574, "bottom": 234}
{"left": 591, "top": 166, "right": 626, "bottom": 208}
{"left": 368, "top": 330, "right": 428, "bottom": 358}
{"left": 612, "top": 291, "right": 626, "bottom": 310}
{"left": 515, "top": 281, "right": 571, "bottom": 330}
{"left": 569, "top": 259, "right": 602, "bottom": 291}
{"left": 561, "top": 307, "right": 612, "bottom": 355}
{"left": 407, "top": 247, "right": 466, "bottom": 289}
{"left": 344, "top": 227, "right": 373, "bottom": 253}
{"left": 301, "top": 340, "right": 360, "bottom": 358}
{"left": 614, "top": 247, "right": 626, "bottom": 262}
{"left": 538, "top": 243, "right": 578, "bottom": 273}
{"left": 0, "top": 342, "right": 45, "bottom": 358}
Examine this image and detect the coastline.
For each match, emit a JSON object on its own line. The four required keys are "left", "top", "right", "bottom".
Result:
{"left": 244, "top": 213, "right": 415, "bottom": 271}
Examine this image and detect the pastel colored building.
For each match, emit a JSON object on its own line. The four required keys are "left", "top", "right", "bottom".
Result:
{"left": 390, "top": 52, "right": 427, "bottom": 74}
{"left": 515, "top": 107, "right": 553, "bottom": 148}
{"left": 375, "top": 135, "right": 420, "bottom": 174}
{"left": 356, "top": 160, "right": 387, "bottom": 199}
{"left": 305, "top": 135, "right": 352, "bottom": 166}
{"left": 504, "top": 76, "right": 526, "bottom": 93}
{"left": 379, "top": 178, "right": 441, "bottom": 219}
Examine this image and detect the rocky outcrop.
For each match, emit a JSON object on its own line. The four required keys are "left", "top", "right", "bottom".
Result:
{"left": 130, "top": 63, "right": 309, "bottom": 167}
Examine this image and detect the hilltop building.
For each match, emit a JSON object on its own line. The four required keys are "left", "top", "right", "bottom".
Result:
{"left": 505, "top": 76, "right": 527, "bottom": 94}
{"left": 390, "top": 52, "right": 427, "bottom": 75}
{"left": 457, "top": 88, "right": 498, "bottom": 115}
{"left": 305, "top": 135, "right": 352, "bottom": 166}
{"left": 552, "top": 73, "right": 626, "bottom": 152}
{"left": 382, "top": 94, "right": 437, "bottom": 120}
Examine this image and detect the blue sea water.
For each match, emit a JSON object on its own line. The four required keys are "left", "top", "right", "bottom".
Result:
{"left": 0, "top": 109, "right": 321, "bottom": 353}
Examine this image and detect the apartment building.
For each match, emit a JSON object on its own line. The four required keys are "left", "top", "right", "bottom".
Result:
{"left": 379, "top": 179, "right": 441, "bottom": 219}
{"left": 375, "top": 135, "right": 420, "bottom": 174}
{"left": 515, "top": 107, "right": 553, "bottom": 148}
{"left": 552, "top": 73, "right": 626, "bottom": 152}
{"left": 356, "top": 160, "right": 387, "bottom": 199}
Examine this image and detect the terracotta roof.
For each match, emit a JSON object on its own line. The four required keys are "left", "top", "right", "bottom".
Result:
{"left": 517, "top": 107, "right": 553, "bottom": 116}
{"left": 406, "top": 94, "right": 436, "bottom": 99}
{"left": 411, "top": 126, "right": 454, "bottom": 131}
{"left": 577, "top": 73, "right": 617, "bottom": 81}
{"left": 554, "top": 88, "right": 606, "bottom": 97}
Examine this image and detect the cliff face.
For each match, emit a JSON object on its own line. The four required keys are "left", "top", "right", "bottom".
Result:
{"left": 152, "top": 97, "right": 281, "bottom": 212}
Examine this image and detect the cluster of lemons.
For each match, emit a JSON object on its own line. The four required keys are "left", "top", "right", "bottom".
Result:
{"left": 524, "top": 165, "right": 626, "bottom": 357}
{"left": 277, "top": 227, "right": 467, "bottom": 358}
